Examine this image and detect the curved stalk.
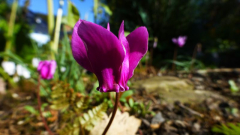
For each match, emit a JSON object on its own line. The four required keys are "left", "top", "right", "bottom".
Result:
{"left": 37, "top": 76, "right": 54, "bottom": 135}
{"left": 102, "top": 92, "right": 119, "bottom": 135}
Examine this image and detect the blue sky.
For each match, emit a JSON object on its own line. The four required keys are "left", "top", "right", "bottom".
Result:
{"left": 19, "top": 0, "right": 94, "bottom": 22}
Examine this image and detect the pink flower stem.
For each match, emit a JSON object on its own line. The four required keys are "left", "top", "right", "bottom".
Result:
{"left": 172, "top": 46, "right": 178, "bottom": 71}
{"left": 102, "top": 92, "right": 119, "bottom": 135}
{"left": 190, "top": 44, "right": 199, "bottom": 72}
{"left": 37, "top": 76, "right": 54, "bottom": 135}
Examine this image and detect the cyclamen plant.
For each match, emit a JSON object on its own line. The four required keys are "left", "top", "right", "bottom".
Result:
{"left": 171, "top": 36, "right": 187, "bottom": 71}
{"left": 71, "top": 19, "right": 148, "bottom": 134}
{"left": 37, "top": 60, "right": 57, "bottom": 80}
{"left": 172, "top": 36, "right": 187, "bottom": 48}
{"left": 37, "top": 60, "right": 57, "bottom": 135}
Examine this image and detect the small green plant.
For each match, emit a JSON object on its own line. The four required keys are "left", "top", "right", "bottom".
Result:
{"left": 126, "top": 98, "right": 154, "bottom": 117}
{"left": 212, "top": 123, "right": 240, "bottom": 135}
{"left": 163, "top": 56, "right": 205, "bottom": 71}
{"left": 24, "top": 105, "right": 39, "bottom": 115}
{"left": 59, "top": 103, "right": 108, "bottom": 135}
{"left": 228, "top": 80, "right": 239, "bottom": 93}
{"left": 119, "top": 90, "right": 134, "bottom": 102}
{"left": 51, "top": 82, "right": 108, "bottom": 135}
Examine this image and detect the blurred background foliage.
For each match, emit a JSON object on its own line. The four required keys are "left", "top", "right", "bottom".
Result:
{"left": 0, "top": 0, "right": 33, "bottom": 62}
{"left": 1, "top": 0, "right": 240, "bottom": 68}
{"left": 106, "top": 0, "right": 240, "bottom": 68}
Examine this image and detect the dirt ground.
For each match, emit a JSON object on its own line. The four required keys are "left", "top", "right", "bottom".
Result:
{"left": 0, "top": 68, "right": 240, "bottom": 135}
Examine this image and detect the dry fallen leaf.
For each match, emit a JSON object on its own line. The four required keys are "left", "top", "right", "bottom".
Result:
{"left": 89, "top": 110, "right": 141, "bottom": 135}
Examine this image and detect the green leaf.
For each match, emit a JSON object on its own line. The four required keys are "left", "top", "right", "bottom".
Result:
{"left": 0, "top": 66, "right": 15, "bottom": 86}
{"left": 228, "top": 80, "right": 239, "bottom": 92}
{"left": 129, "top": 98, "right": 134, "bottom": 107}
{"left": 139, "top": 7, "right": 149, "bottom": 26}
{"left": 146, "top": 102, "right": 151, "bottom": 111}
{"left": 40, "top": 86, "right": 49, "bottom": 97}
{"left": 0, "top": 19, "right": 8, "bottom": 32}
{"left": 24, "top": 105, "right": 39, "bottom": 115}
{"left": 212, "top": 123, "right": 240, "bottom": 135}
{"left": 62, "top": 1, "right": 80, "bottom": 28}
{"left": 120, "top": 90, "right": 133, "bottom": 102}
{"left": 41, "top": 103, "right": 48, "bottom": 111}
{"left": 76, "top": 80, "right": 85, "bottom": 93}
{"left": 124, "top": 31, "right": 130, "bottom": 37}
{"left": 228, "top": 123, "right": 240, "bottom": 133}
{"left": 100, "top": 3, "right": 112, "bottom": 15}
{"left": 43, "top": 111, "right": 52, "bottom": 117}
{"left": 79, "top": 102, "right": 108, "bottom": 131}
{"left": 0, "top": 51, "right": 25, "bottom": 65}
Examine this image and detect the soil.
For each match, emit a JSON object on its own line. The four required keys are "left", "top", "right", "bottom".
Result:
{"left": 0, "top": 68, "right": 240, "bottom": 135}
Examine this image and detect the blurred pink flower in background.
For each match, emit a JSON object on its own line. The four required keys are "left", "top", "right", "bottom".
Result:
{"left": 71, "top": 20, "right": 148, "bottom": 92}
{"left": 37, "top": 60, "right": 57, "bottom": 80}
{"left": 172, "top": 36, "right": 187, "bottom": 47}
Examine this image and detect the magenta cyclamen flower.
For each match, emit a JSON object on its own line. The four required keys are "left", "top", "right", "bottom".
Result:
{"left": 172, "top": 36, "right": 187, "bottom": 47}
{"left": 37, "top": 60, "right": 57, "bottom": 80}
{"left": 71, "top": 20, "right": 148, "bottom": 92}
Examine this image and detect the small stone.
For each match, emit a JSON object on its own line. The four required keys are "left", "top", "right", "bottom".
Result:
{"left": 150, "top": 123, "right": 160, "bottom": 130}
{"left": 161, "top": 121, "right": 178, "bottom": 132}
{"left": 142, "top": 118, "right": 150, "bottom": 127}
{"left": 213, "top": 115, "right": 221, "bottom": 121}
{"left": 17, "top": 120, "right": 24, "bottom": 125}
{"left": 174, "top": 120, "right": 188, "bottom": 128}
{"left": 12, "top": 93, "right": 19, "bottom": 98}
{"left": 195, "top": 85, "right": 205, "bottom": 90}
{"left": 192, "top": 77, "right": 204, "bottom": 82}
{"left": 151, "top": 112, "right": 165, "bottom": 124}
{"left": 192, "top": 122, "right": 201, "bottom": 132}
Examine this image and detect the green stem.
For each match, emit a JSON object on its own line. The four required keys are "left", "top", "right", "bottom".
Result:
{"left": 47, "top": 0, "right": 55, "bottom": 59}
{"left": 52, "top": 0, "right": 64, "bottom": 54}
{"left": 47, "top": 0, "right": 54, "bottom": 37}
{"left": 190, "top": 43, "right": 200, "bottom": 72}
{"left": 4, "top": 0, "right": 18, "bottom": 61}
{"left": 102, "top": 92, "right": 119, "bottom": 135}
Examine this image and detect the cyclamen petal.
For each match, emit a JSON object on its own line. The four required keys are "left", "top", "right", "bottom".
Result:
{"left": 107, "top": 23, "right": 110, "bottom": 31}
{"left": 126, "top": 26, "right": 149, "bottom": 80}
{"left": 77, "top": 20, "right": 125, "bottom": 92}
{"left": 72, "top": 19, "right": 148, "bottom": 92}
{"left": 118, "top": 21, "right": 130, "bottom": 91}
{"left": 71, "top": 20, "right": 93, "bottom": 72}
